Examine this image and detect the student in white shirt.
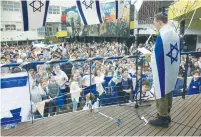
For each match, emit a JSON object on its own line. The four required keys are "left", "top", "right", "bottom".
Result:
{"left": 94, "top": 68, "right": 104, "bottom": 95}
{"left": 136, "top": 80, "right": 155, "bottom": 100}
{"left": 54, "top": 64, "right": 68, "bottom": 95}
{"left": 70, "top": 73, "right": 82, "bottom": 112}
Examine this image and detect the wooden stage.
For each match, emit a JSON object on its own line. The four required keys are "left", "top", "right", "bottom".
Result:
{"left": 1, "top": 94, "right": 201, "bottom": 136}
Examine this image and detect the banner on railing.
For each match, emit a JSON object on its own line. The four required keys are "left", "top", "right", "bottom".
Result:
{"left": 1, "top": 72, "right": 31, "bottom": 125}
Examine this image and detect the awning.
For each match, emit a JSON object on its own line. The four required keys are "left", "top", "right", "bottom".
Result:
{"left": 168, "top": 0, "right": 201, "bottom": 21}
{"left": 56, "top": 31, "right": 67, "bottom": 38}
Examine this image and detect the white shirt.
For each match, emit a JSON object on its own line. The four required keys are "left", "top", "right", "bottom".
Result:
{"left": 54, "top": 70, "right": 68, "bottom": 89}
{"left": 70, "top": 81, "right": 82, "bottom": 102}
{"left": 198, "top": 61, "right": 201, "bottom": 69}
{"left": 95, "top": 76, "right": 104, "bottom": 95}
{"left": 137, "top": 88, "right": 155, "bottom": 100}
{"left": 82, "top": 74, "right": 95, "bottom": 87}
{"left": 17, "top": 58, "right": 23, "bottom": 63}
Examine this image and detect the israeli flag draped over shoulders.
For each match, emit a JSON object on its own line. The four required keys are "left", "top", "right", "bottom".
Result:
{"left": 151, "top": 25, "right": 180, "bottom": 99}
{"left": 21, "top": 0, "right": 50, "bottom": 31}
{"left": 115, "top": 0, "right": 124, "bottom": 19}
{"left": 76, "top": 0, "right": 103, "bottom": 25}
{"left": 1, "top": 72, "right": 31, "bottom": 125}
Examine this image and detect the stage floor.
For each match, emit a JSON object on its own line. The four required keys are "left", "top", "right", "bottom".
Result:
{"left": 1, "top": 94, "right": 201, "bottom": 136}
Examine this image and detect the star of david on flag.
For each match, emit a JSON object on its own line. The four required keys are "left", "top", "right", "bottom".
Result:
{"left": 151, "top": 25, "right": 180, "bottom": 99}
{"left": 166, "top": 43, "right": 179, "bottom": 64}
{"left": 76, "top": 0, "right": 103, "bottom": 25}
{"left": 21, "top": 0, "right": 49, "bottom": 31}
{"left": 82, "top": 0, "right": 94, "bottom": 9}
{"left": 29, "top": 0, "right": 44, "bottom": 12}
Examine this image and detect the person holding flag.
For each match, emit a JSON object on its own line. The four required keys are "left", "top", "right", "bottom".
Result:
{"left": 149, "top": 12, "right": 180, "bottom": 128}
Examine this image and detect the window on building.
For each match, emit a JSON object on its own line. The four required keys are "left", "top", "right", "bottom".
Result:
{"left": 61, "top": 6, "right": 67, "bottom": 12}
{"left": 5, "top": 25, "right": 16, "bottom": 31}
{"left": 61, "top": 23, "right": 67, "bottom": 31}
{"left": 48, "top": 6, "right": 60, "bottom": 14}
{"left": 37, "top": 27, "right": 46, "bottom": 36}
{"left": 1, "top": 1, "right": 21, "bottom": 12}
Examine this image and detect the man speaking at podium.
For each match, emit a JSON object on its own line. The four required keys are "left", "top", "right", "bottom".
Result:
{"left": 149, "top": 12, "right": 180, "bottom": 128}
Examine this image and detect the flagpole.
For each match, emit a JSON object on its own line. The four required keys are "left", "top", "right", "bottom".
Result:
{"left": 26, "top": 65, "right": 34, "bottom": 124}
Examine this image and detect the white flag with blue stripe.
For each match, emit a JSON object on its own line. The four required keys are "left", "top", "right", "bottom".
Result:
{"left": 132, "top": 0, "right": 143, "bottom": 11}
{"left": 76, "top": 0, "right": 103, "bottom": 25}
{"left": 151, "top": 25, "right": 180, "bottom": 99}
{"left": 115, "top": 0, "right": 124, "bottom": 19}
{"left": 1, "top": 72, "right": 31, "bottom": 125}
{"left": 21, "top": 0, "right": 49, "bottom": 31}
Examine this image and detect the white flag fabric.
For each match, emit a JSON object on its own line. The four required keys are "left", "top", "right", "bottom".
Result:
{"left": 35, "top": 101, "right": 45, "bottom": 116}
{"left": 1, "top": 72, "right": 31, "bottom": 124}
{"left": 134, "top": 0, "right": 143, "bottom": 12}
{"left": 115, "top": 0, "right": 124, "bottom": 19}
{"left": 76, "top": 0, "right": 103, "bottom": 25}
{"left": 151, "top": 25, "right": 180, "bottom": 99}
{"left": 21, "top": 0, "right": 50, "bottom": 31}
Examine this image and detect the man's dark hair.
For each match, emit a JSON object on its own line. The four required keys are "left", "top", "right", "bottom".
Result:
{"left": 154, "top": 12, "right": 168, "bottom": 24}
{"left": 122, "top": 68, "right": 128, "bottom": 74}
{"left": 142, "top": 80, "right": 150, "bottom": 86}
{"left": 192, "top": 70, "right": 200, "bottom": 75}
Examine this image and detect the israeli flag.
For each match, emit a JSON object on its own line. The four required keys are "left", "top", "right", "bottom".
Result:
{"left": 21, "top": 0, "right": 50, "bottom": 31}
{"left": 76, "top": 0, "right": 103, "bottom": 25}
{"left": 115, "top": 0, "right": 124, "bottom": 19}
{"left": 1, "top": 73, "right": 31, "bottom": 125}
{"left": 132, "top": 0, "right": 143, "bottom": 11}
{"left": 151, "top": 25, "right": 180, "bottom": 99}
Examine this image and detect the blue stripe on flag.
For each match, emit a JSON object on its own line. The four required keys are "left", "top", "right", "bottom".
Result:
{"left": 21, "top": 0, "right": 29, "bottom": 31}
{"left": 116, "top": 0, "right": 118, "bottom": 19}
{"left": 96, "top": 0, "right": 103, "bottom": 24}
{"left": 155, "top": 35, "right": 165, "bottom": 97}
{"left": 43, "top": 0, "right": 49, "bottom": 26}
{"left": 76, "top": 0, "right": 88, "bottom": 25}
{"left": 1, "top": 108, "right": 22, "bottom": 125}
{"left": 1, "top": 76, "right": 28, "bottom": 89}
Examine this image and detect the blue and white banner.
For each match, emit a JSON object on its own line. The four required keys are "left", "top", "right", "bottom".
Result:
{"left": 151, "top": 25, "right": 180, "bottom": 99}
{"left": 132, "top": 0, "right": 143, "bottom": 11}
{"left": 115, "top": 0, "right": 124, "bottom": 19}
{"left": 76, "top": 0, "right": 103, "bottom": 25}
{"left": 1, "top": 73, "right": 31, "bottom": 125}
{"left": 21, "top": 0, "right": 50, "bottom": 31}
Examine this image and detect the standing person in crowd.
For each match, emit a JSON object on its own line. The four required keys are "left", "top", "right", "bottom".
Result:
{"left": 38, "top": 80, "right": 51, "bottom": 117}
{"left": 53, "top": 64, "right": 68, "bottom": 110}
{"left": 94, "top": 68, "right": 104, "bottom": 96}
{"left": 47, "top": 75, "right": 60, "bottom": 115}
{"left": 70, "top": 73, "right": 82, "bottom": 112}
{"left": 43, "top": 48, "right": 51, "bottom": 61}
{"left": 35, "top": 66, "right": 44, "bottom": 85}
{"left": 191, "top": 61, "right": 201, "bottom": 73}
{"left": 30, "top": 80, "right": 42, "bottom": 119}
{"left": 149, "top": 12, "right": 180, "bottom": 128}
{"left": 54, "top": 64, "right": 68, "bottom": 95}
